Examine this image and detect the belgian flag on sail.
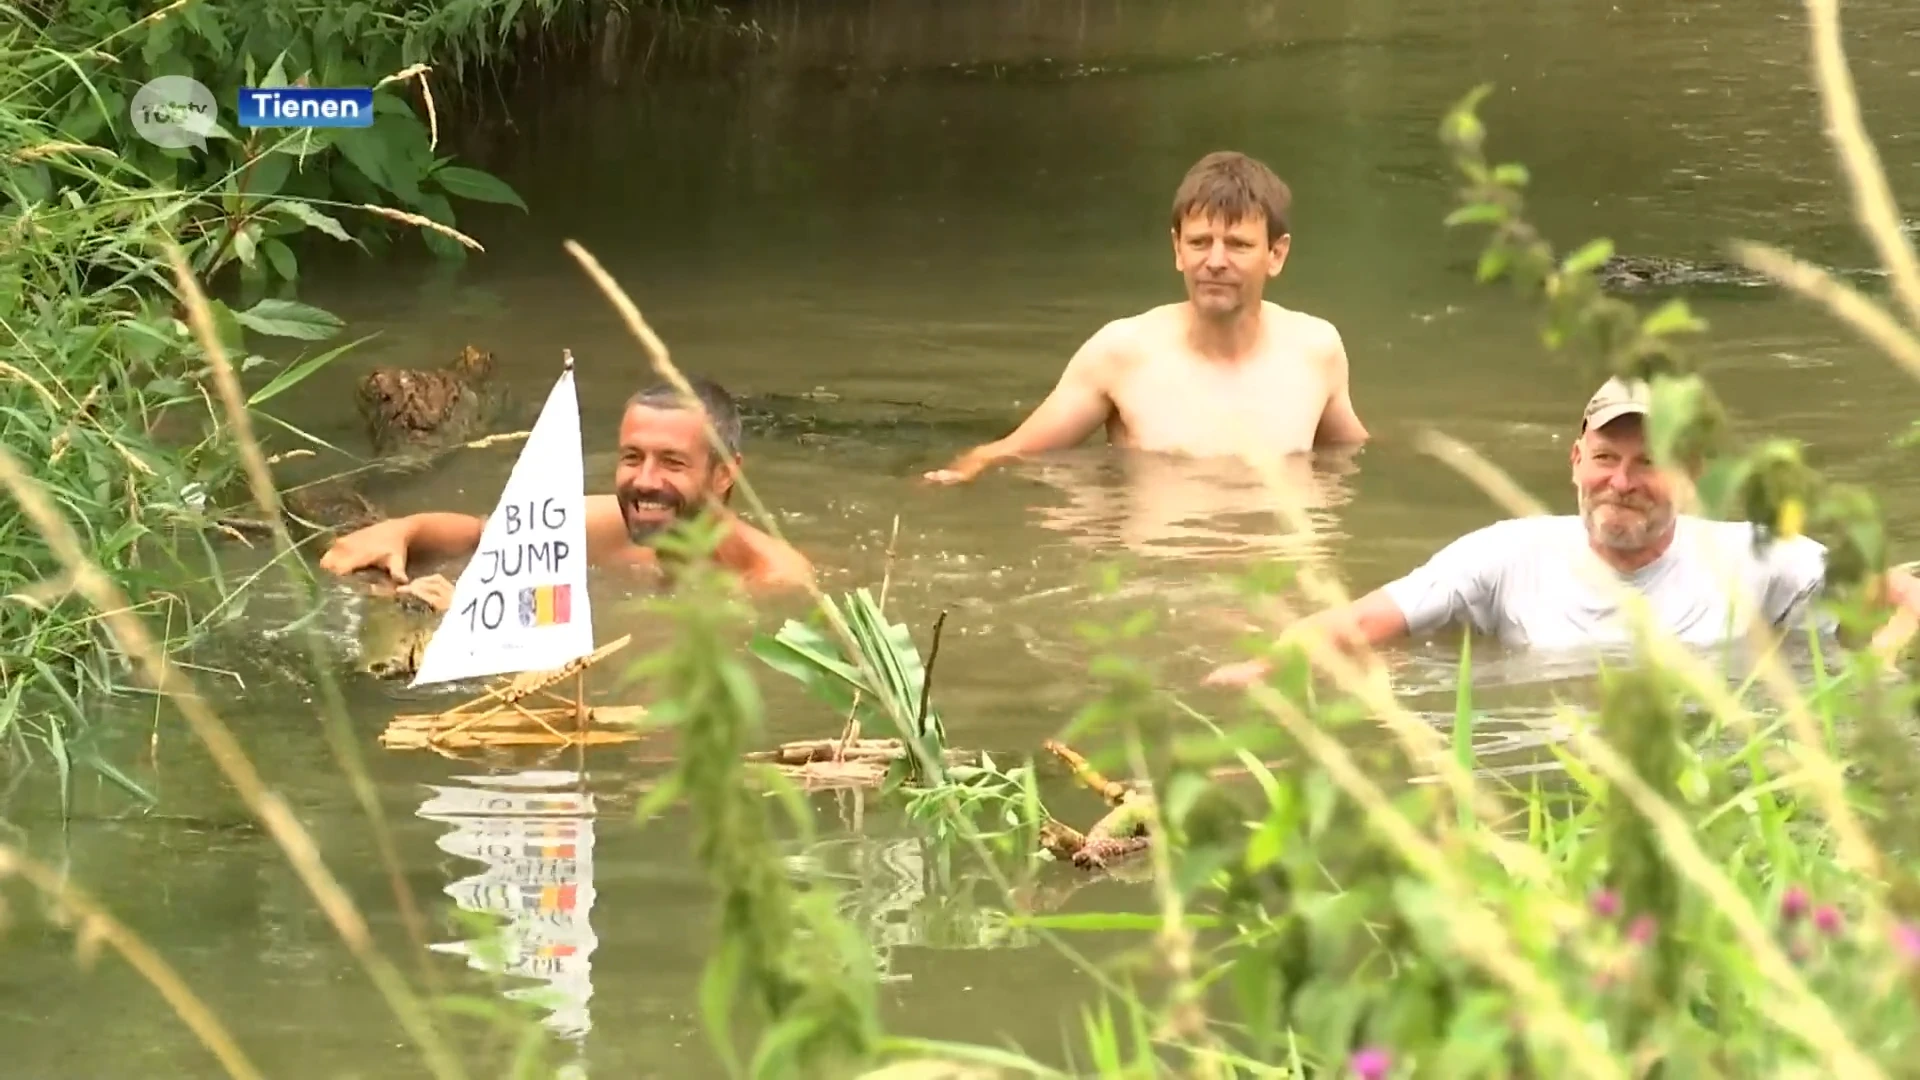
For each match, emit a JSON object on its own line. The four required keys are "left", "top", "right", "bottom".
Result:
{"left": 517, "top": 583, "right": 573, "bottom": 628}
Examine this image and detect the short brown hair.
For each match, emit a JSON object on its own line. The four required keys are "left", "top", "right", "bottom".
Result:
{"left": 1170, "top": 151, "right": 1292, "bottom": 242}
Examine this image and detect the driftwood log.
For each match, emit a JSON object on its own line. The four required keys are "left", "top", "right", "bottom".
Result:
{"left": 1038, "top": 739, "right": 1155, "bottom": 870}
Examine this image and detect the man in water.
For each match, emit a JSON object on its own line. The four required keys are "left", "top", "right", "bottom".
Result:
{"left": 924, "top": 150, "right": 1369, "bottom": 485}
{"left": 319, "top": 377, "right": 814, "bottom": 599}
{"left": 1205, "top": 376, "right": 1920, "bottom": 686}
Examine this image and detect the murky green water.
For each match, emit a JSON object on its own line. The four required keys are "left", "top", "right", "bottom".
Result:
{"left": 8, "top": 0, "right": 1920, "bottom": 1074}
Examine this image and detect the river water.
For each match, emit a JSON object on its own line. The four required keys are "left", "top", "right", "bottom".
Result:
{"left": 8, "top": 0, "right": 1920, "bottom": 1074}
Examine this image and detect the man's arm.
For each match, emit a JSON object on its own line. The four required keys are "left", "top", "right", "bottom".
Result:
{"left": 322, "top": 495, "right": 638, "bottom": 582}
{"left": 924, "top": 321, "right": 1122, "bottom": 484}
{"left": 1204, "top": 521, "right": 1514, "bottom": 688}
{"left": 1869, "top": 565, "right": 1920, "bottom": 659}
{"left": 1203, "top": 590, "right": 1409, "bottom": 687}
{"left": 1313, "top": 326, "right": 1369, "bottom": 447}
{"left": 319, "top": 512, "right": 484, "bottom": 582}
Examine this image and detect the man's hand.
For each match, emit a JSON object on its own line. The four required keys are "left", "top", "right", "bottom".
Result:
{"left": 319, "top": 519, "right": 415, "bottom": 583}
{"left": 925, "top": 322, "right": 1120, "bottom": 486}
{"left": 1204, "top": 658, "right": 1273, "bottom": 689}
{"left": 397, "top": 573, "right": 455, "bottom": 614}
{"left": 923, "top": 452, "right": 993, "bottom": 486}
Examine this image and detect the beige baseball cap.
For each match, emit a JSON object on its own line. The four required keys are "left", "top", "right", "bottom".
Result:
{"left": 1580, "top": 376, "right": 1652, "bottom": 432}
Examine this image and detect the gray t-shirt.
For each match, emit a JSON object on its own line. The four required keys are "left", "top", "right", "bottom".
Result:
{"left": 1379, "top": 515, "right": 1830, "bottom": 650}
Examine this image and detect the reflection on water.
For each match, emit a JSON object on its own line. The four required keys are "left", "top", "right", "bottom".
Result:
{"left": 1025, "top": 447, "right": 1357, "bottom": 564}
{"left": 417, "top": 769, "right": 598, "bottom": 1064}
{"left": 787, "top": 792, "right": 1033, "bottom": 982}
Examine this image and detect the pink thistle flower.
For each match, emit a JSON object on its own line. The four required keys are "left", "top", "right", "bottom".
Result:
{"left": 1627, "top": 914, "right": 1657, "bottom": 946}
{"left": 1891, "top": 922, "right": 1920, "bottom": 962}
{"left": 1350, "top": 1047, "right": 1391, "bottom": 1080}
{"left": 1812, "top": 905, "right": 1843, "bottom": 936}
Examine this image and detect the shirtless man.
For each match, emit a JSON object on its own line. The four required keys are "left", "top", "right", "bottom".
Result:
{"left": 925, "top": 151, "right": 1369, "bottom": 485}
{"left": 1205, "top": 377, "right": 1920, "bottom": 686}
{"left": 318, "top": 377, "right": 814, "bottom": 600}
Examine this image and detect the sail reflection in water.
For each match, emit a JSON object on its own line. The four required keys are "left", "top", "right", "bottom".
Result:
{"left": 418, "top": 770, "right": 598, "bottom": 1057}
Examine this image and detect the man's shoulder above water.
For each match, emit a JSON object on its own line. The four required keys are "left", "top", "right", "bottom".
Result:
{"left": 1433, "top": 513, "right": 1828, "bottom": 555}
{"left": 1418, "top": 514, "right": 1829, "bottom": 593}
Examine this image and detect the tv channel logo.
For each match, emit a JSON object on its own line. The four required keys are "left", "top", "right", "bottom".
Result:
{"left": 131, "top": 75, "right": 218, "bottom": 150}
{"left": 237, "top": 87, "right": 374, "bottom": 129}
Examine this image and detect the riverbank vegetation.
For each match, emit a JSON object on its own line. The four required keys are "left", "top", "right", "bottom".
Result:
{"left": 6, "top": 1, "right": 1920, "bottom": 1079}
{"left": 0, "top": 0, "right": 611, "bottom": 795}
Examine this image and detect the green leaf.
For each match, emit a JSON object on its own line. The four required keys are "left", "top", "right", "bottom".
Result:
{"left": 333, "top": 126, "right": 393, "bottom": 194}
{"left": 1444, "top": 202, "right": 1506, "bottom": 228}
{"left": 80, "top": 751, "right": 157, "bottom": 805}
{"left": 1491, "top": 162, "right": 1530, "bottom": 187}
{"left": 1560, "top": 237, "right": 1615, "bottom": 277}
{"left": 261, "top": 237, "right": 297, "bottom": 281}
{"left": 262, "top": 50, "right": 291, "bottom": 90}
{"left": 240, "top": 149, "right": 292, "bottom": 198}
{"left": 232, "top": 225, "right": 257, "bottom": 268}
{"left": 247, "top": 333, "right": 373, "bottom": 405}
{"left": 1009, "top": 911, "right": 1218, "bottom": 931}
{"left": 1475, "top": 247, "right": 1510, "bottom": 283}
{"left": 1642, "top": 297, "right": 1708, "bottom": 338}
{"left": 233, "top": 298, "right": 344, "bottom": 341}
{"left": 430, "top": 164, "right": 528, "bottom": 211}
{"left": 267, "top": 199, "right": 352, "bottom": 242}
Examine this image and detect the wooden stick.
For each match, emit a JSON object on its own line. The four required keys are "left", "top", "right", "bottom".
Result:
{"left": 1043, "top": 739, "right": 1133, "bottom": 806}
{"left": 915, "top": 609, "right": 949, "bottom": 738}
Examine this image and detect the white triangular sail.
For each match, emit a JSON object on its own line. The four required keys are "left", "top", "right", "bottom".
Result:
{"left": 411, "top": 360, "right": 595, "bottom": 687}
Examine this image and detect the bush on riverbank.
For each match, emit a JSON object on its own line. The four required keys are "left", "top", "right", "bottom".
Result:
{"left": 0, "top": 0, "right": 568, "bottom": 794}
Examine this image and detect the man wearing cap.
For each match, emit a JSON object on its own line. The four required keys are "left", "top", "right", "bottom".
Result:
{"left": 1205, "top": 376, "right": 1920, "bottom": 685}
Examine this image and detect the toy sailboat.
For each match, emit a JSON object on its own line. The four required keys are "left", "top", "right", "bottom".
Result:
{"left": 380, "top": 350, "right": 641, "bottom": 752}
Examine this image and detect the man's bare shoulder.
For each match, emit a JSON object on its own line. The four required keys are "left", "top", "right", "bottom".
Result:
{"left": 741, "top": 522, "right": 817, "bottom": 591}
{"left": 1068, "top": 310, "right": 1163, "bottom": 379}
{"left": 1262, "top": 303, "right": 1347, "bottom": 369}
{"left": 1260, "top": 302, "right": 1342, "bottom": 343}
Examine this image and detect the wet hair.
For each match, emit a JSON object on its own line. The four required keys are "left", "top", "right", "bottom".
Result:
{"left": 1170, "top": 151, "right": 1292, "bottom": 243}
{"left": 626, "top": 376, "right": 743, "bottom": 459}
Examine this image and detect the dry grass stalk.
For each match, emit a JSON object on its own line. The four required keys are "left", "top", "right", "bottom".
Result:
{"left": 0, "top": 359, "right": 62, "bottom": 411}
{"left": 359, "top": 204, "right": 482, "bottom": 251}
{"left": 1801, "top": 0, "right": 1920, "bottom": 330}
{"left": 1248, "top": 683, "right": 1628, "bottom": 1080}
{"left": 1733, "top": 241, "right": 1920, "bottom": 379}
{"left": 159, "top": 246, "right": 464, "bottom": 1077}
{"left": 376, "top": 64, "right": 439, "bottom": 152}
{"left": 9, "top": 141, "right": 115, "bottom": 163}
{"left": 1120, "top": 729, "right": 1213, "bottom": 1069}
{"left": 0, "top": 845, "right": 263, "bottom": 1080}
{"left": 129, "top": 0, "right": 191, "bottom": 32}
{"left": 460, "top": 428, "right": 529, "bottom": 449}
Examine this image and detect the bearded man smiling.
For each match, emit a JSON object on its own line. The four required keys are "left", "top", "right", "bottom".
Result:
{"left": 319, "top": 376, "right": 813, "bottom": 600}
{"left": 1207, "top": 376, "right": 1920, "bottom": 685}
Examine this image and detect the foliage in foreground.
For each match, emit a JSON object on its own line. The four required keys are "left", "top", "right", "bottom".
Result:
{"left": 0, "top": 0, "right": 555, "bottom": 794}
